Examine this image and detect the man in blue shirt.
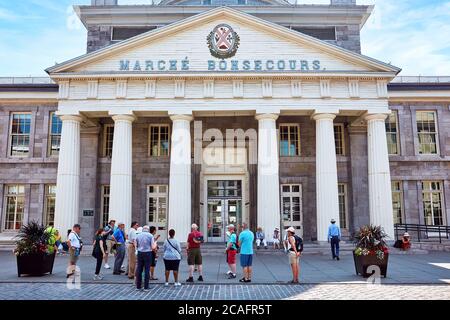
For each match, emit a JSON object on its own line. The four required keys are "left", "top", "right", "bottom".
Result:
{"left": 135, "top": 225, "right": 156, "bottom": 290}
{"left": 328, "top": 218, "right": 341, "bottom": 260}
{"left": 238, "top": 222, "right": 254, "bottom": 283}
{"left": 113, "top": 222, "right": 126, "bottom": 274}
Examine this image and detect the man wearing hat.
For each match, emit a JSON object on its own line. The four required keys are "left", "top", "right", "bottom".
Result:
{"left": 272, "top": 227, "right": 281, "bottom": 250}
{"left": 327, "top": 219, "right": 341, "bottom": 260}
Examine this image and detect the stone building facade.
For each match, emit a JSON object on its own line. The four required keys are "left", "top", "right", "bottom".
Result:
{"left": 0, "top": 0, "right": 449, "bottom": 243}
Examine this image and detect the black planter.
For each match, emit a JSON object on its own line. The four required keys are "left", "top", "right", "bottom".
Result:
{"left": 353, "top": 251, "right": 389, "bottom": 278}
{"left": 17, "top": 252, "right": 56, "bottom": 277}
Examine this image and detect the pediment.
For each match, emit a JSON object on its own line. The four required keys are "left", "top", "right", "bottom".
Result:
{"left": 47, "top": 7, "right": 400, "bottom": 77}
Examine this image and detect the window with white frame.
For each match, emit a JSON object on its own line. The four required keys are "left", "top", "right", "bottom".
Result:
{"left": 101, "top": 185, "right": 110, "bottom": 227}
{"left": 4, "top": 185, "right": 25, "bottom": 230}
{"left": 48, "top": 113, "right": 62, "bottom": 156}
{"left": 279, "top": 124, "right": 300, "bottom": 157}
{"left": 149, "top": 125, "right": 170, "bottom": 157}
{"left": 386, "top": 111, "right": 399, "bottom": 155}
{"left": 416, "top": 111, "right": 438, "bottom": 154}
{"left": 147, "top": 185, "right": 168, "bottom": 227}
{"left": 338, "top": 183, "right": 348, "bottom": 229}
{"left": 44, "top": 185, "right": 56, "bottom": 226}
{"left": 10, "top": 113, "right": 31, "bottom": 157}
{"left": 103, "top": 125, "right": 114, "bottom": 158}
{"left": 334, "top": 124, "right": 345, "bottom": 156}
{"left": 391, "top": 181, "right": 403, "bottom": 224}
{"left": 422, "top": 181, "right": 444, "bottom": 226}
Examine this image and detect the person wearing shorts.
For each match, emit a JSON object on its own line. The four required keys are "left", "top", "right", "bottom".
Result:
{"left": 287, "top": 227, "right": 301, "bottom": 284}
{"left": 225, "top": 224, "right": 237, "bottom": 279}
{"left": 238, "top": 222, "right": 254, "bottom": 283}
{"left": 186, "top": 223, "right": 204, "bottom": 282}
{"left": 162, "top": 229, "right": 182, "bottom": 286}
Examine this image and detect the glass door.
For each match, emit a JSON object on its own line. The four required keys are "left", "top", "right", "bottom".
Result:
{"left": 207, "top": 200, "right": 224, "bottom": 242}
{"left": 226, "top": 199, "right": 242, "bottom": 230}
{"left": 280, "top": 184, "right": 303, "bottom": 237}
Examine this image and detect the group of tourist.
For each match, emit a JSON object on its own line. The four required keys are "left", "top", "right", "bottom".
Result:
{"left": 60, "top": 218, "right": 357, "bottom": 288}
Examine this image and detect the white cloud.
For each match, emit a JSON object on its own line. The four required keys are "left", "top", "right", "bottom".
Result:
{"left": 362, "top": 0, "right": 450, "bottom": 75}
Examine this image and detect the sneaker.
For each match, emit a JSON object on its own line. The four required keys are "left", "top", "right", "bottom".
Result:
{"left": 186, "top": 277, "right": 194, "bottom": 283}
{"left": 93, "top": 274, "right": 103, "bottom": 281}
{"left": 93, "top": 275, "right": 99, "bottom": 281}
{"left": 143, "top": 288, "right": 150, "bottom": 292}
{"left": 174, "top": 282, "right": 182, "bottom": 287}
{"left": 239, "top": 277, "right": 247, "bottom": 282}
{"left": 228, "top": 273, "right": 236, "bottom": 279}
{"left": 336, "top": 257, "right": 340, "bottom": 261}
{"left": 198, "top": 275, "right": 204, "bottom": 282}
{"left": 244, "top": 279, "right": 252, "bottom": 283}
{"left": 104, "top": 264, "right": 111, "bottom": 269}
{"left": 226, "top": 270, "right": 232, "bottom": 275}
{"left": 164, "top": 282, "right": 169, "bottom": 286}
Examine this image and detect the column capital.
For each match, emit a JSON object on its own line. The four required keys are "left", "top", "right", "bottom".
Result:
{"left": 170, "top": 114, "right": 193, "bottom": 122}
{"left": 111, "top": 114, "right": 136, "bottom": 123}
{"left": 255, "top": 113, "right": 279, "bottom": 121}
{"left": 312, "top": 113, "right": 336, "bottom": 121}
{"left": 58, "top": 114, "right": 84, "bottom": 122}
{"left": 365, "top": 113, "right": 388, "bottom": 122}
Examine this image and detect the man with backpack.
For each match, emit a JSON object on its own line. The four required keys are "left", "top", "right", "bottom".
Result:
{"left": 225, "top": 224, "right": 238, "bottom": 279}
{"left": 286, "top": 226, "right": 303, "bottom": 284}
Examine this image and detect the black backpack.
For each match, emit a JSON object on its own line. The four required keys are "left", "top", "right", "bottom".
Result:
{"left": 293, "top": 235, "right": 304, "bottom": 252}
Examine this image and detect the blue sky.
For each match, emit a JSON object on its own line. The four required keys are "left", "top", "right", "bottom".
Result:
{"left": 0, "top": 0, "right": 449, "bottom": 76}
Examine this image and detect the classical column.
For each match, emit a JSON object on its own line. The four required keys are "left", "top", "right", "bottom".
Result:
{"left": 54, "top": 115, "right": 83, "bottom": 238}
{"left": 313, "top": 113, "right": 340, "bottom": 242}
{"left": 168, "top": 114, "right": 193, "bottom": 241}
{"left": 366, "top": 113, "right": 395, "bottom": 238}
{"left": 109, "top": 114, "right": 135, "bottom": 230}
{"left": 256, "top": 113, "right": 280, "bottom": 235}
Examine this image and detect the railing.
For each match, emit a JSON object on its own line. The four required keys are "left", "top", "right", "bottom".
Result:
{"left": 391, "top": 76, "right": 450, "bottom": 84}
{"left": 0, "top": 77, "right": 55, "bottom": 85}
{"left": 394, "top": 223, "right": 450, "bottom": 244}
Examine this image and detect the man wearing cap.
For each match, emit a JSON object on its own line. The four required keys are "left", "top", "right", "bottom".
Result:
{"left": 113, "top": 222, "right": 126, "bottom": 274}
{"left": 225, "top": 224, "right": 237, "bottom": 279}
{"left": 327, "top": 219, "right": 341, "bottom": 260}
{"left": 135, "top": 225, "right": 157, "bottom": 291}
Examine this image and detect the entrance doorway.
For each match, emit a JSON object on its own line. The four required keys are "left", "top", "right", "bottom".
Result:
{"left": 280, "top": 184, "right": 303, "bottom": 237}
{"left": 206, "top": 180, "right": 243, "bottom": 242}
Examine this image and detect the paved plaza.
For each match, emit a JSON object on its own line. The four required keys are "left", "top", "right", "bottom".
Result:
{"left": 0, "top": 251, "right": 449, "bottom": 300}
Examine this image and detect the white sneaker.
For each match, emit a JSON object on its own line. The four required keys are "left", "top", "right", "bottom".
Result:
{"left": 165, "top": 282, "right": 169, "bottom": 286}
{"left": 226, "top": 270, "right": 232, "bottom": 275}
{"left": 93, "top": 275, "right": 102, "bottom": 281}
{"left": 175, "top": 282, "right": 181, "bottom": 287}
{"left": 104, "top": 264, "right": 110, "bottom": 269}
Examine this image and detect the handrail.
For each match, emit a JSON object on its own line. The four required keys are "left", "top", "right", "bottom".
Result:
{"left": 394, "top": 223, "right": 450, "bottom": 244}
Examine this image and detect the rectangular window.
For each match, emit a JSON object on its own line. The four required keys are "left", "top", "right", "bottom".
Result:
{"left": 386, "top": 111, "right": 399, "bottom": 155}
{"left": 422, "top": 181, "right": 444, "bottom": 225}
{"left": 103, "top": 125, "right": 114, "bottom": 158}
{"left": 10, "top": 113, "right": 31, "bottom": 157}
{"left": 416, "top": 111, "right": 438, "bottom": 154}
{"left": 111, "top": 26, "right": 157, "bottom": 41}
{"left": 48, "top": 113, "right": 62, "bottom": 156}
{"left": 279, "top": 124, "right": 300, "bottom": 157}
{"left": 101, "top": 185, "right": 110, "bottom": 227}
{"left": 338, "top": 183, "right": 348, "bottom": 229}
{"left": 149, "top": 125, "right": 170, "bottom": 157}
{"left": 334, "top": 124, "right": 345, "bottom": 156}
{"left": 147, "top": 185, "right": 168, "bottom": 228}
{"left": 44, "top": 185, "right": 56, "bottom": 225}
{"left": 207, "top": 180, "right": 242, "bottom": 198}
{"left": 4, "top": 185, "right": 25, "bottom": 230}
{"left": 391, "top": 181, "right": 403, "bottom": 224}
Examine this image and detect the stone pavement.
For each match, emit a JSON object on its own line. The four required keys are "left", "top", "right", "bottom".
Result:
{"left": 0, "top": 283, "right": 449, "bottom": 300}
{"left": 1, "top": 251, "right": 450, "bottom": 300}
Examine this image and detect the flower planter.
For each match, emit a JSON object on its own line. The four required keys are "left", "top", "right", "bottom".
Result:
{"left": 17, "top": 252, "right": 56, "bottom": 277}
{"left": 353, "top": 251, "right": 388, "bottom": 278}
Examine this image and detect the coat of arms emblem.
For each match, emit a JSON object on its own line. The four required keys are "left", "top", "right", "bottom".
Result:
{"left": 207, "top": 24, "right": 240, "bottom": 59}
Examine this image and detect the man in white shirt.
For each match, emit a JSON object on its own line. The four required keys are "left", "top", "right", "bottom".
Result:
{"left": 126, "top": 221, "right": 139, "bottom": 279}
{"left": 67, "top": 224, "right": 82, "bottom": 278}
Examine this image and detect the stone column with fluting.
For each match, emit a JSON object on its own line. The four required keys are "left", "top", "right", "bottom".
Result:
{"left": 168, "top": 115, "right": 193, "bottom": 241}
{"left": 366, "top": 113, "right": 395, "bottom": 238}
{"left": 256, "top": 113, "right": 281, "bottom": 235}
{"left": 54, "top": 115, "right": 83, "bottom": 238}
{"left": 109, "top": 114, "right": 135, "bottom": 230}
{"left": 313, "top": 113, "right": 340, "bottom": 242}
